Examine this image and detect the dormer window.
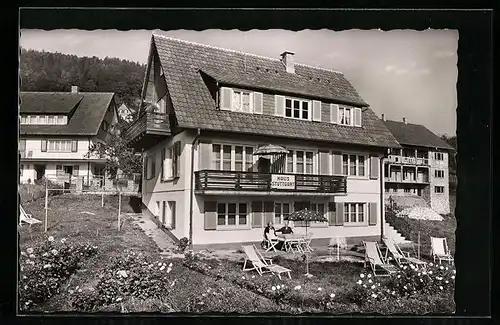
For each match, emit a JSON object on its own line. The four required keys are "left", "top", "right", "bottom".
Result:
{"left": 20, "top": 115, "right": 68, "bottom": 125}
{"left": 233, "top": 90, "right": 251, "bottom": 113}
{"left": 285, "top": 98, "right": 310, "bottom": 120}
{"left": 339, "top": 107, "right": 352, "bottom": 125}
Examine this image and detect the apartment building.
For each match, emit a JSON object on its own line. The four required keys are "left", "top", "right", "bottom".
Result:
{"left": 124, "top": 34, "right": 401, "bottom": 249}
{"left": 382, "top": 116, "right": 455, "bottom": 214}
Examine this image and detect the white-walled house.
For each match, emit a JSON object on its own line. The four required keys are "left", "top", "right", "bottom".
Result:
{"left": 124, "top": 34, "right": 402, "bottom": 249}
{"left": 19, "top": 87, "right": 119, "bottom": 186}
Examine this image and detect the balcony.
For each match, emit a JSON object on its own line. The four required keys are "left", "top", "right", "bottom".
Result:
{"left": 195, "top": 170, "right": 347, "bottom": 196}
{"left": 386, "top": 155, "right": 429, "bottom": 166}
{"left": 123, "top": 112, "right": 170, "bottom": 150}
{"left": 385, "top": 177, "right": 429, "bottom": 184}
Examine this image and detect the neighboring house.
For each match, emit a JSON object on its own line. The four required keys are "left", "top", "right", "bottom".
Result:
{"left": 124, "top": 34, "right": 401, "bottom": 249}
{"left": 381, "top": 115, "right": 455, "bottom": 214}
{"left": 118, "top": 103, "right": 134, "bottom": 123}
{"left": 19, "top": 86, "right": 119, "bottom": 187}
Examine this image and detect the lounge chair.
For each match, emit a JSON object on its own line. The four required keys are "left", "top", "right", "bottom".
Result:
{"left": 241, "top": 244, "right": 291, "bottom": 280}
{"left": 430, "top": 237, "right": 454, "bottom": 265}
{"left": 382, "top": 237, "right": 427, "bottom": 268}
{"left": 19, "top": 205, "right": 42, "bottom": 226}
{"left": 363, "top": 241, "right": 399, "bottom": 276}
{"left": 265, "top": 232, "right": 280, "bottom": 252}
{"left": 328, "top": 236, "right": 347, "bottom": 260}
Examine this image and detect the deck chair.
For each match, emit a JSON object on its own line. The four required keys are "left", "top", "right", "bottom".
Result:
{"left": 19, "top": 205, "right": 42, "bottom": 226}
{"left": 363, "top": 241, "right": 399, "bottom": 276}
{"left": 265, "top": 232, "right": 280, "bottom": 252}
{"left": 430, "top": 237, "right": 454, "bottom": 265}
{"left": 241, "top": 245, "right": 291, "bottom": 280}
{"left": 382, "top": 237, "right": 426, "bottom": 268}
{"left": 328, "top": 236, "right": 347, "bottom": 260}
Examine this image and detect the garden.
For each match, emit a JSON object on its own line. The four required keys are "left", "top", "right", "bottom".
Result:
{"left": 18, "top": 193, "right": 456, "bottom": 314}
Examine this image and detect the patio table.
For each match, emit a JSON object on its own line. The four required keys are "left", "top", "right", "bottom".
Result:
{"left": 277, "top": 233, "right": 307, "bottom": 254}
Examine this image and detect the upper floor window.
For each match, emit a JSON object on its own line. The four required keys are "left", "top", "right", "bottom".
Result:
{"left": 434, "top": 186, "right": 445, "bottom": 193}
{"left": 434, "top": 170, "right": 445, "bottom": 178}
{"left": 212, "top": 144, "right": 254, "bottom": 172}
{"left": 285, "top": 98, "right": 310, "bottom": 120}
{"left": 342, "top": 154, "right": 366, "bottom": 177}
{"left": 233, "top": 91, "right": 252, "bottom": 113}
{"left": 434, "top": 152, "right": 444, "bottom": 161}
{"left": 284, "top": 150, "right": 315, "bottom": 174}
{"left": 21, "top": 115, "right": 67, "bottom": 125}
{"left": 43, "top": 140, "right": 78, "bottom": 153}
{"left": 339, "top": 107, "right": 352, "bottom": 125}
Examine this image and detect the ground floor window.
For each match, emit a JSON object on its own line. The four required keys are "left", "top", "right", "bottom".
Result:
{"left": 274, "top": 202, "right": 291, "bottom": 224}
{"left": 434, "top": 186, "right": 445, "bottom": 193}
{"left": 273, "top": 201, "right": 327, "bottom": 226}
{"left": 343, "top": 203, "right": 366, "bottom": 224}
{"left": 20, "top": 164, "right": 24, "bottom": 176}
{"left": 162, "top": 201, "right": 176, "bottom": 229}
{"left": 217, "top": 202, "right": 248, "bottom": 226}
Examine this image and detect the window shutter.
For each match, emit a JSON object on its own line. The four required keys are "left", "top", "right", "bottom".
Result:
{"left": 199, "top": 142, "right": 212, "bottom": 170}
{"left": 171, "top": 202, "right": 176, "bottom": 230}
{"left": 19, "top": 139, "right": 26, "bottom": 151}
{"left": 41, "top": 140, "right": 47, "bottom": 152}
{"left": 354, "top": 108, "right": 362, "bottom": 127}
{"left": 204, "top": 201, "right": 217, "bottom": 230}
{"left": 369, "top": 202, "right": 378, "bottom": 225}
{"left": 72, "top": 165, "right": 79, "bottom": 176}
{"left": 319, "top": 150, "right": 330, "bottom": 175}
{"left": 161, "top": 148, "right": 165, "bottom": 179}
{"left": 370, "top": 156, "right": 379, "bottom": 179}
{"left": 253, "top": 92, "right": 263, "bottom": 114}
{"left": 328, "top": 202, "right": 336, "bottom": 226}
{"left": 312, "top": 100, "right": 322, "bottom": 121}
{"left": 332, "top": 152, "right": 342, "bottom": 175}
{"left": 275, "top": 95, "right": 285, "bottom": 117}
{"left": 251, "top": 201, "right": 263, "bottom": 228}
{"left": 151, "top": 154, "right": 156, "bottom": 178}
{"left": 220, "top": 87, "right": 233, "bottom": 111}
{"left": 330, "top": 104, "right": 339, "bottom": 124}
{"left": 263, "top": 201, "right": 274, "bottom": 226}
{"left": 71, "top": 140, "right": 78, "bottom": 152}
{"left": 174, "top": 141, "right": 181, "bottom": 178}
{"left": 335, "top": 202, "right": 344, "bottom": 226}
{"left": 143, "top": 156, "right": 148, "bottom": 178}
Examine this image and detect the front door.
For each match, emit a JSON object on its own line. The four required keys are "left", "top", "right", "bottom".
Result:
{"left": 63, "top": 165, "right": 73, "bottom": 175}
{"left": 34, "top": 164, "right": 46, "bottom": 180}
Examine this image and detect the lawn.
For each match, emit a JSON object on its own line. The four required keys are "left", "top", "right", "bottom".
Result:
{"left": 18, "top": 194, "right": 455, "bottom": 314}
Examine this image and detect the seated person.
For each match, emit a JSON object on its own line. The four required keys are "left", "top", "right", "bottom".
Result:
{"left": 275, "top": 220, "right": 294, "bottom": 250}
{"left": 264, "top": 221, "right": 276, "bottom": 241}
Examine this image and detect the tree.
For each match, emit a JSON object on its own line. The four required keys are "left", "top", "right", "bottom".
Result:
{"left": 85, "top": 126, "right": 142, "bottom": 180}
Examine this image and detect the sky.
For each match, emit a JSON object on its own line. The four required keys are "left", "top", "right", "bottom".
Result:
{"left": 20, "top": 29, "right": 458, "bottom": 136}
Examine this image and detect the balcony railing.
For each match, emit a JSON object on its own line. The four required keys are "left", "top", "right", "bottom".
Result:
{"left": 385, "top": 177, "right": 429, "bottom": 184}
{"left": 123, "top": 112, "right": 170, "bottom": 146}
{"left": 195, "top": 170, "right": 347, "bottom": 194}
{"left": 386, "top": 155, "right": 429, "bottom": 166}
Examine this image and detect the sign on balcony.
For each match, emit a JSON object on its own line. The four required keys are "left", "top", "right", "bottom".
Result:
{"left": 270, "top": 174, "right": 295, "bottom": 190}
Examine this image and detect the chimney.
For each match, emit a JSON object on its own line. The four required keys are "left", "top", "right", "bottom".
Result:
{"left": 403, "top": 117, "right": 407, "bottom": 124}
{"left": 71, "top": 86, "right": 79, "bottom": 93}
{"left": 280, "top": 51, "right": 295, "bottom": 73}
{"left": 381, "top": 113, "right": 385, "bottom": 121}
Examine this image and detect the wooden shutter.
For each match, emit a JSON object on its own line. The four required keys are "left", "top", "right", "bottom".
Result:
{"left": 199, "top": 142, "right": 212, "bottom": 170}
{"left": 204, "top": 201, "right": 217, "bottom": 230}
{"left": 328, "top": 202, "right": 336, "bottom": 226}
{"left": 319, "top": 150, "right": 330, "bottom": 175}
{"left": 171, "top": 201, "right": 176, "bottom": 229}
{"left": 151, "top": 153, "right": 156, "bottom": 178}
{"left": 332, "top": 152, "right": 342, "bottom": 175}
{"left": 220, "top": 87, "right": 233, "bottom": 111}
{"left": 253, "top": 92, "right": 263, "bottom": 114}
{"left": 143, "top": 156, "right": 148, "bottom": 178}
{"left": 251, "top": 201, "right": 263, "bottom": 228}
{"left": 354, "top": 108, "right": 362, "bottom": 127}
{"left": 173, "top": 141, "right": 181, "bottom": 178}
{"left": 335, "top": 202, "right": 344, "bottom": 226}
{"left": 263, "top": 201, "right": 274, "bottom": 226}
{"left": 41, "top": 140, "right": 47, "bottom": 152}
{"left": 72, "top": 165, "right": 79, "bottom": 176}
{"left": 368, "top": 202, "right": 377, "bottom": 225}
{"left": 161, "top": 147, "right": 165, "bottom": 179}
{"left": 71, "top": 140, "right": 78, "bottom": 152}
{"left": 370, "top": 156, "right": 379, "bottom": 179}
{"left": 275, "top": 95, "right": 285, "bottom": 117}
{"left": 330, "top": 104, "right": 339, "bottom": 124}
{"left": 312, "top": 100, "right": 322, "bottom": 121}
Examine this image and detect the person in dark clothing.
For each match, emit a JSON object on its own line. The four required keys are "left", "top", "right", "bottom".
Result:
{"left": 264, "top": 221, "right": 276, "bottom": 241}
{"left": 275, "top": 220, "right": 294, "bottom": 250}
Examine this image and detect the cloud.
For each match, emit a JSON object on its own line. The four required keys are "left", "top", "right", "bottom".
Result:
{"left": 385, "top": 65, "right": 396, "bottom": 72}
{"left": 385, "top": 64, "right": 431, "bottom": 76}
{"left": 433, "top": 50, "right": 455, "bottom": 59}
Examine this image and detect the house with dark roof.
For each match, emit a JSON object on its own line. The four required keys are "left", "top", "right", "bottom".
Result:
{"left": 124, "top": 34, "right": 402, "bottom": 249}
{"left": 381, "top": 115, "right": 455, "bottom": 214}
{"left": 19, "top": 86, "right": 119, "bottom": 187}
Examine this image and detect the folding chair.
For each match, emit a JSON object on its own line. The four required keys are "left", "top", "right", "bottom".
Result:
{"left": 430, "top": 237, "right": 454, "bottom": 266}
{"left": 382, "top": 236, "right": 427, "bottom": 268}
{"left": 363, "top": 241, "right": 399, "bottom": 276}
{"left": 265, "top": 232, "right": 280, "bottom": 252}
{"left": 328, "top": 236, "right": 347, "bottom": 260}
{"left": 241, "top": 245, "right": 291, "bottom": 279}
{"left": 19, "top": 205, "right": 42, "bottom": 226}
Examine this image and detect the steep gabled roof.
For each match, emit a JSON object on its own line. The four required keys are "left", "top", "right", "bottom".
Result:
{"left": 20, "top": 92, "right": 115, "bottom": 136}
{"left": 20, "top": 92, "right": 84, "bottom": 114}
{"left": 383, "top": 120, "right": 454, "bottom": 151}
{"left": 151, "top": 34, "right": 400, "bottom": 149}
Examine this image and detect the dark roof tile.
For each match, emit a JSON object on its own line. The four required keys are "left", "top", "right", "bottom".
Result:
{"left": 383, "top": 120, "right": 454, "bottom": 150}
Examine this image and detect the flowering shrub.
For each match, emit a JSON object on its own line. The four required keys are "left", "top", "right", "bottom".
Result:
{"left": 71, "top": 251, "right": 176, "bottom": 311}
{"left": 19, "top": 236, "right": 98, "bottom": 311}
{"left": 176, "top": 237, "right": 190, "bottom": 253}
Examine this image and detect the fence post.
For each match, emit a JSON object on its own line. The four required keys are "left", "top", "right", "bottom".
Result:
{"left": 118, "top": 190, "right": 122, "bottom": 231}
{"left": 101, "top": 192, "right": 104, "bottom": 207}
{"left": 44, "top": 180, "right": 48, "bottom": 233}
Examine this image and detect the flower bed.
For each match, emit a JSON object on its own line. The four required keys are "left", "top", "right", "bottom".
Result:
{"left": 19, "top": 236, "right": 98, "bottom": 311}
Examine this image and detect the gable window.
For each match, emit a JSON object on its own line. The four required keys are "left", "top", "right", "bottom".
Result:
{"left": 212, "top": 144, "right": 254, "bottom": 171}
{"left": 339, "top": 107, "right": 352, "bottom": 125}
{"left": 434, "top": 170, "right": 445, "bottom": 178}
{"left": 342, "top": 154, "right": 366, "bottom": 177}
{"left": 434, "top": 186, "right": 445, "bottom": 193}
{"left": 343, "top": 203, "right": 366, "bottom": 224}
{"left": 217, "top": 202, "right": 248, "bottom": 227}
{"left": 233, "top": 90, "right": 252, "bottom": 113}
{"left": 284, "top": 150, "right": 315, "bottom": 174}
{"left": 285, "top": 98, "right": 310, "bottom": 121}
{"left": 434, "top": 152, "right": 444, "bottom": 160}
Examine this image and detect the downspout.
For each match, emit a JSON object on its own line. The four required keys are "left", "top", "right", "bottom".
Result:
{"left": 189, "top": 128, "right": 202, "bottom": 250}
{"left": 380, "top": 148, "right": 390, "bottom": 241}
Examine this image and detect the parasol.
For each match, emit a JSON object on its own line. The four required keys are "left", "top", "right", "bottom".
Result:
{"left": 253, "top": 144, "right": 289, "bottom": 156}
{"left": 286, "top": 208, "right": 328, "bottom": 277}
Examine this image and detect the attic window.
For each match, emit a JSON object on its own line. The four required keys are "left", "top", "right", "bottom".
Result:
{"left": 21, "top": 115, "right": 67, "bottom": 125}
